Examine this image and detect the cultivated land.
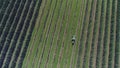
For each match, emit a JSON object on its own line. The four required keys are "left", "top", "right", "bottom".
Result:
{"left": 0, "top": 0, "right": 120, "bottom": 68}
{"left": 23, "top": 0, "right": 120, "bottom": 68}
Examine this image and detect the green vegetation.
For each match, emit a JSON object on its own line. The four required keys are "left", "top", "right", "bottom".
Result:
{"left": 0, "top": 0, "right": 119, "bottom": 68}
{"left": 23, "top": 0, "right": 120, "bottom": 68}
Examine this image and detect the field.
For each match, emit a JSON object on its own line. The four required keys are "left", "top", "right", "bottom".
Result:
{"left": 0, "top": 0, "right": 120, "bottom": 68}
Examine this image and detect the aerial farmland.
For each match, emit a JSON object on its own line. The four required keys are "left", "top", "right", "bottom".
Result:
{"left": 0, "top": 0, "right": 120, "bottom": 68}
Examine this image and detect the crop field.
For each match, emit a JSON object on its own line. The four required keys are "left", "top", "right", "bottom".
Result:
{"left": 0, "top": 0, "right": 120, "bottom": 68}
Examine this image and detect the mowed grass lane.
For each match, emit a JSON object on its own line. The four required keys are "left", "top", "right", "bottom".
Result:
{"left": 38, "top": 0, "right": 61, "bottom": 68}
{"left": 56, "top": 0, "right": 72, "bottom": 68}
{"left": 64, "top": 0, "right": 83, "bottom": 68}
{"left": 34, "top": 0, "right": 60, "bottom": 68}
{"left": 45, "top": 0, "right": 64, "bottom": 68}
{"left": 69, "top": 0, "right": 84, "bottom": 67}
{"left": 50, "top": 0, "right": 69, "bottom": 68}
{"left": 57, "top": 0, "right": 74, "bottom": 68}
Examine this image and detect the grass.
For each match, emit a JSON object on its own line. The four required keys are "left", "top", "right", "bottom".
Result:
{"left": 21, "top": 0, "right": 120, "bottom": 68}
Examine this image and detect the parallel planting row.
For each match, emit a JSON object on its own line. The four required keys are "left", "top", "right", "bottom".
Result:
{"left": 0, "top": 0, "right": 42, "bottom": 68}
{"left": 23, "top": 0, "right": 120, "bottom": 68}
{"left": 0, "top": 0, "right": 119, "bottom": 68}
